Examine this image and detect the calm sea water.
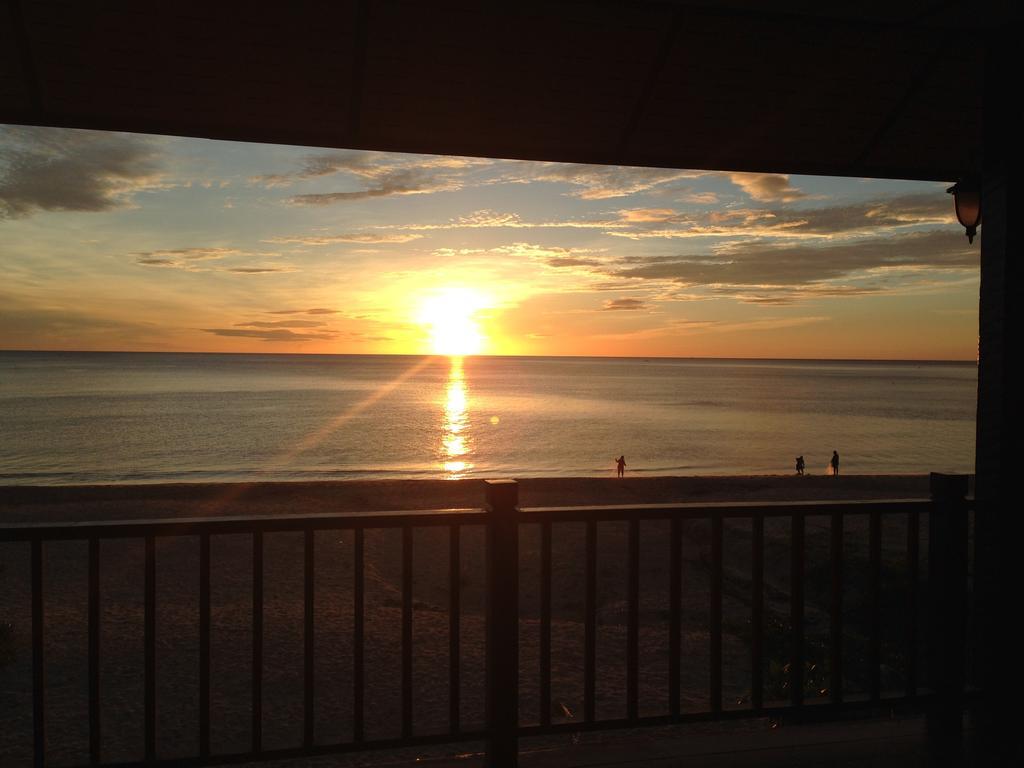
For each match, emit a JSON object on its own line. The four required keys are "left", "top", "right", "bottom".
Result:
{"left": 0, "top": 352, "right": 976, "bottom": 485}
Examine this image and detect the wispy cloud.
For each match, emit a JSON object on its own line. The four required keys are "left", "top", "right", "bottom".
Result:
{"left": 224, "top": 266, "right": 297, "bottom": 274}
{"left": 1, "top": 127, "right": 163, "bottom": 219}
{"left": 265, "top": 232, "right": 422, "bottom": 245}
{"left": 728, "top": 173, "right": 807, "bottom": 202}
{"left": 392, "top": 209, "right": 625, "bottom": 231}
{"left": 615, "top": 229, "right": 973, "bottom": 285}
{"left": 267, "top": 308, "right": 339, "bottom": 315}
{"left": 431, "top": 242, "right": 610, "bottom": 271}
{"left": 607, "top": 193, "right": 954, "bottom": 240}
{"left": 133, "top": 247, "right": 293, "bottom": 274}
{"left": 603, "top": 298, "right": 648, "bottom": 311}
{"left": 251, "top": 149, "right": 487, "bottom": 205}
{"left": 502, "top": 163, "right": 703, "bottom": 200}
{"left": 235, "top": 320, "right": 327, "bottom": 328}
{"left": 385, "top": 193, "right": 952, "bottom": 242}
{"left": 603, "top": 229, "right": 975, "bottom": 304}
{"left": 201, "top": 328, "right": 335, "bottom": 342}
{"left": 133, "top": 247, "right": 248, "bottom": 264}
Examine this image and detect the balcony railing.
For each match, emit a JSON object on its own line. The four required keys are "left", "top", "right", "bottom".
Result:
{"left": 0, "top": 474, "right": 971, "bottom": 767}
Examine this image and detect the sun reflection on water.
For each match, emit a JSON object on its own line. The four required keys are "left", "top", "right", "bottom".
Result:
{"left": 442, "top": 357, "right": 473, "bottom": 478}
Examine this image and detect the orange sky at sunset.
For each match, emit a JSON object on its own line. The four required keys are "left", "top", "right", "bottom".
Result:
{"left": 1, "top": 125, "right": 979, "bottom": 360}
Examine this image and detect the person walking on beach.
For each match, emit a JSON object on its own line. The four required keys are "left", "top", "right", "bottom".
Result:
{"left": 795, "top": 455, "right": 805, "bottom": 475}
{"left": 616, "top": 455, "right": 626, "bottom": 478}
{"left": 831, "top": 450, "right": 840, "bottom": 476}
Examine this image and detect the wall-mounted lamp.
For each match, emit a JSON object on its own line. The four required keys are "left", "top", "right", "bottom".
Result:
{"left": 947, "top": 177, "right": 981, "bottom": 244}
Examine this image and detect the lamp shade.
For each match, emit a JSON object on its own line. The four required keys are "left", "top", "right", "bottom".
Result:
{"left": 947, "top": 179, "right": 982, "bottom": 244}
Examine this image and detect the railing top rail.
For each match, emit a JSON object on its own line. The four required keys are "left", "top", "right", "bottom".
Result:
{"left": 519, "top": 497, "right": 933, "bottom": 521}
{"left": 0, "top": 507, "right": 488, "bottom": 541}
{"left": 0, "top": 496, "right": 940, "bottom": 541}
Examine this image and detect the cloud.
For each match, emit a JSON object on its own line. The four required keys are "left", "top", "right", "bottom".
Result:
{"left": 1, "top": 126, "right": 163, "bottom": 219}
{"left": 224, "top": 266, "right": 296, "bottom": 274}
{"left": 340, "top": 332, "right": 395, "bottom": 342}
{"left": 735, "top": 316, "right": 830, "bottom": 331}
{"left": 393, "top": 209, "right": 625, "bottom": 232}
{"left": 260, "top": 153, "right": 701, "bottom": 203}
{"left": 718, "top": 285, "right": 890, "bottom": 305}
{"left": 265, "top": 232, "right": 422, "bottom": 245}
{"left": 449, "top": 210, "right": 527, "bottom": 228}
{"left": 132, "top": 247, "right": 293, "bottom": 274}
{"left": 252, "top": 149, "right": 485, "bottom": 204}
{"left": 253, "top": 151, "right": 480, "bottom": 186}
{"left": 729, "top": 173, "right": 807, "bottom": 202}
{"left": 288, "top": 169, "right": 459, "bottom": 204}
{"left": 607, "top": 229, "right": 976, "bottom": 303}
{"left": 134, "top": 247, "right": 246, "bottom": 264}
{"left": 235, "top": 320, "right": 327, "bottom": 329}
{"left": 545, "top": 255, "right": 607, "bottom": 268}
{"left": 677, "top": 190, "right": 720, "bottom": 204}
{"left": 431, "top": 242, "right": 609, "bottom": 270}
{"left": 607, "top": 193, "right": 955, "bottom": 241}
{"left": 201, "top": 328, "right": 335, "bottom": 342}
{"left": 616, "top": 208, "right": 678, "bottom": 224}
{"left": 669, "top": 318, "right": 720, "bottom": 330}
{"left": 603, "top": 298, "right": 648, "bottom": 311}
{"left": 616, "top": 229, "right": 974, "bottom": 285}
{"left": 502, "top": 163, "right": 703, "bottom": 200}
{"left": 388, "top": 193, "right": 952, "bottom": 242}
{"left": 267, "top": 308, "right": 339, "bottom": 315}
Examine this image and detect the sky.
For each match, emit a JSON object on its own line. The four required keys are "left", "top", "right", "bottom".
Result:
{"left": 0, "top": 125, "right": 979, "bottom": 360}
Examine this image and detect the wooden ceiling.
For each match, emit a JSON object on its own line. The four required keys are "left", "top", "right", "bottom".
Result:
{"left": 1, "top": 1, "right": 994, "bottom": 181}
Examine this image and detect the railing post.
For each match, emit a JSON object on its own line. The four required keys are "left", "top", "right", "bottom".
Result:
{"left": 486, "top": 480, "right": 519, "bottom": 768}
{"left": 927, "top": 473, "right": 969, "bottom": 765}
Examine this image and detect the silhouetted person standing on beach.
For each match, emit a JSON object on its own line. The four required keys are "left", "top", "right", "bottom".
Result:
{"left": 831, "top": 450, "right": 840, "bottom": 476}
{"left": 616, "top": 455, "right": 626, "bottom": 478}
{"left": 796, "top": 455, "right": 805, "bottom": 475}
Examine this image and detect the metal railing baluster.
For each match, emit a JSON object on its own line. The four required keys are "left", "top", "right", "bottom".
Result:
{"left": 31, "top": 538, "right": 45, "bottom": 768}
{"left": 449, "top": 524, "right": 461, "bottom": 734}
{"left": 402, "top": 526, "right": 413, "bottom": 739}
{"left": 751, "top": 515, "right": 764, "bottom": 711}
{"left": 199, "top": 533, "right": 211, "bottom": 758}
{"left": 627, "top": 518, "right": 639, "bottom": 721}
{"left": 907, "top": 509, "right": 920, "bottom": 697}
{"left": 251, "top": 531, "right": 263, "bottom": 753}
{"left": 869, "top": 509, "right": 882, "bottom": 701}
{"left": 353, "top": 528, "right": 365, "bottom": 743}
{"left": 539, "top": 521, "right": 552, "bottom": 727}
{"left": 710, "top": 516, "right": 723, "bottom": 713}
{"left": 144, "top": 535, "right": 156, "bottom": 762}
{"left": 88, "top": 537, "right": 100, "bottom": 765}
{"left": 791, "top": 515, "right": 804, "bottom": 708}
{"left": 830, "top": 511, "right": 843, "bottom": 704}
{"left": 584, "top": 520, "right": 596, "bottom": 723}
{"left": 304, "top": 530, "right": 315, "bottom": 748}
{"left": 669, "top": 516, "right": 681, "bottom": 718}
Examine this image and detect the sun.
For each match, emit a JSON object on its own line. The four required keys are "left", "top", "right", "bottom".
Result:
{"left": 416, "top": 287, "right": 489, "bottom": 355}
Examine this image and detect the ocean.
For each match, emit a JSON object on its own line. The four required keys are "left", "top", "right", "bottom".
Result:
{"left": 0, "top": 351, "right": 976, "bottom": 485}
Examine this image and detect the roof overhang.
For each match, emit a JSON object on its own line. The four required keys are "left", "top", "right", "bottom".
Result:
{"left": 1, "top": 1, "right": 994, "bottom": 181}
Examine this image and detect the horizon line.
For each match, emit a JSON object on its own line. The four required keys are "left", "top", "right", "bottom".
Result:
{"left": 0, "top": 348, "right": 977, "bottom": 365}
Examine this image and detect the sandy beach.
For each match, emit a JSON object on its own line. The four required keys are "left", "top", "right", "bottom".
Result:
{"left": 1, "top": 475, "right": 934, "bottom": 765}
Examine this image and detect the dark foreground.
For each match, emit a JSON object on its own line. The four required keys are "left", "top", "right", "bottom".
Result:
{"left": 1, "top": 475, "right": 941, "bottom": 766}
